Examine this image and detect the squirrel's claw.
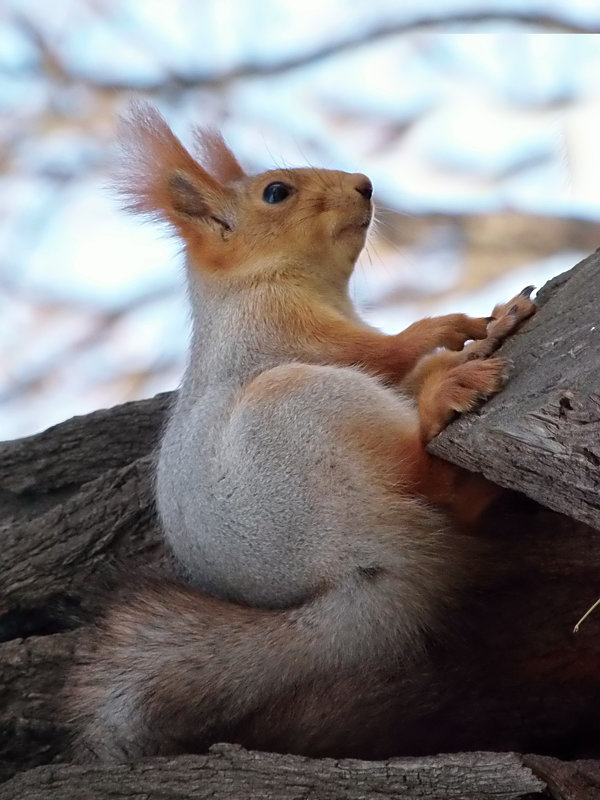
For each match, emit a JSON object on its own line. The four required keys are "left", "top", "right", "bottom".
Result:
{"left": 519, "top": 285, "right": 536, "bottom": 298}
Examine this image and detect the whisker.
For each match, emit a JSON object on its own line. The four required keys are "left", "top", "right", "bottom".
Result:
{"left": 374, "top": 203, "right": 418, "bottom": 219}
{"left": 370, "top": 221, "right": 400, "bottom": 251}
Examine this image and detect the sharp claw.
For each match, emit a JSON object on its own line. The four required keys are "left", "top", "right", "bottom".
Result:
{"left": 520, "top": 285, "right": 535, "bottom": 298}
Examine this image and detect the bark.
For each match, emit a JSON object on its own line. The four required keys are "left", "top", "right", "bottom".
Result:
{"left": 4, "top": 746, "right": 600, "bottom": 800}
{"left": 525, "top": 754, "right": 600, "bottom": 800}
{"left": 1, "top": 254, "right": 600, "bottom": 797}
{"left": 0, "top": 392, "right": 172, "bottom": 526}
{"left": 0, "top": 456, "right": 163, "bottom": 617}
{"left": 0, "top": 745, "right": 548, "bottom": 800}
{"left": 0, "top": 633, "right": 76, "bottom": 777}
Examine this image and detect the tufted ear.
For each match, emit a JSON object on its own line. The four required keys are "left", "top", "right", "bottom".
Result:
{"left": 115, "top": 102, "right": 233, "bottom": 235}
{"left": 194, "top": 128, "right": 246, "bottom": 184}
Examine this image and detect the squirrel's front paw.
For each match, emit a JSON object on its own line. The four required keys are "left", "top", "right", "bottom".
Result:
{"left": 436, "top": 313, "right": 491, "bottom": 352}
{"left": 465, "top": 286, "right": 537, "bottom": 361}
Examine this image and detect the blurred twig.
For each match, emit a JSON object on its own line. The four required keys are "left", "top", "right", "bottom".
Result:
{"left": 0, "top": 284, "right": 182, "bottom": 403}
{"left": 9, "top": 11, "right": 596, "bottom": 92}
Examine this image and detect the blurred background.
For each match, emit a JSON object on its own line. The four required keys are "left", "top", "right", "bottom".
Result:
{"left": 2, "top": 1, "right": 600, "bottom": 440}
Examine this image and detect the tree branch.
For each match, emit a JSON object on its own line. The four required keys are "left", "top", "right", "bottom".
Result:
{"left": 429, "top": 250, "right": 600, "bottom": 531}
{"left": 0, "top": 744, "right": 547, "bottom": 800}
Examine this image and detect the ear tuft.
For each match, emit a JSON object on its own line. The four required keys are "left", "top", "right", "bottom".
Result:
{"left": 194, "top": 128, "right": 246, "bottom": 184}
{"left": 115, "top": 101, "right": 226, "bottom": 230}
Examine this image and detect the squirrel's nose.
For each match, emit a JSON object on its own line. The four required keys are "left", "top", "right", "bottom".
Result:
{"left": 354, "top": 177, "right": 373, "bottom": 200}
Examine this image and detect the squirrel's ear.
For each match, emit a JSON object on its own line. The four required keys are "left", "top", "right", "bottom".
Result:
{"left": 194, "top": 128, "right": 246, "bottom": 183}
{"left": 116, "top": 102, "right": 231, "bottom": 234}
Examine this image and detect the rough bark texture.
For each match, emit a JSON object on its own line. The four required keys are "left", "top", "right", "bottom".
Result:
{"left": 0, "top": 745, "right": 547, "bottom": 800}
{"left": 1, "top": 254, "right": 600, "bottom": 797}
{"left": 430, "top": 249, "right": 600, "bottom": 529}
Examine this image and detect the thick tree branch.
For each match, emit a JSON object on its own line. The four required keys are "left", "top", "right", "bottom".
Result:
{"left": 0, "top": 745, "right": 547, "bottom": 800}
{"left": 429, "top": 250, "right": 600, "bottom": 530}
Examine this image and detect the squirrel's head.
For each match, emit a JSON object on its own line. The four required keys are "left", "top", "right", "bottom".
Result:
{"left": 117, "top": 103, "right": 372, "bottom": 288}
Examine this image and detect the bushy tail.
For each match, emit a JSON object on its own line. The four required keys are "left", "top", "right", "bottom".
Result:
{"left": 69, "top": 560, "right": 456, "bottom": 762}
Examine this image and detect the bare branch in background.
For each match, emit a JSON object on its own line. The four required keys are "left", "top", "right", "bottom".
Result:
{"left": 9, "top": 11, "right": 595, "bottom": 92}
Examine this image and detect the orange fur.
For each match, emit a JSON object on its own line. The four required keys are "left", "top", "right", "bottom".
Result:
{"left": 115, "top": 103, "right": 231, "bottom": 243}
{"left": 302, "top": 310, "right": 491, "bottom": 382}
{"left": 115, "top": 102, "right": 536, "bottom": 525}
{"left": 67, "top": 108, "right": 541, "bottom": 762}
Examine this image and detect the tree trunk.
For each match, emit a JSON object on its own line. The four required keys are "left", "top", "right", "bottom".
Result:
{"left": 1, "top": 254, "right": 600, "bottom": 797}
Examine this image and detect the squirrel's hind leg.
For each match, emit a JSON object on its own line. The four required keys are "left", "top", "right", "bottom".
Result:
{"left": 397, "top": 356, "right": 505, "bottom": 529}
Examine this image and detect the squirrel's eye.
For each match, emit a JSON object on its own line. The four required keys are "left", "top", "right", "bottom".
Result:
{"left": 262, "top": 182, "right": 292, "bottom": 204}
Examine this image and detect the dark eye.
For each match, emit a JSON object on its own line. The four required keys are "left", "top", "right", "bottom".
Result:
{"left": 262, "top": 182, "right": 292, "bottom": 204}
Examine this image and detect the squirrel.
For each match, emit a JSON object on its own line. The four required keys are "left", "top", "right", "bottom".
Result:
{"left": 69, "top": 102, "right": 536, "bottom": 762}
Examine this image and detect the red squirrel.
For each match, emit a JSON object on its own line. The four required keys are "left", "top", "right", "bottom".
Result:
{"left": 69, "top": 103, "right": 536, "bottom": 761}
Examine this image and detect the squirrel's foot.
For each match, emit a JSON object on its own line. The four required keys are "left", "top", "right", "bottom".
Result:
{"left": 418, "top": 356, "right": 508, "bottom": 442}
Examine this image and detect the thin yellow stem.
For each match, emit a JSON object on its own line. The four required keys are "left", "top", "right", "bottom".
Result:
{"left": 573, "top": 596, "right": 600, "bottom": 633}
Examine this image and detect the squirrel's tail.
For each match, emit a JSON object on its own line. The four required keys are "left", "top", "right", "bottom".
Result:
{"left": 69, "top": 551, "right": 461, "bottom": 762}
